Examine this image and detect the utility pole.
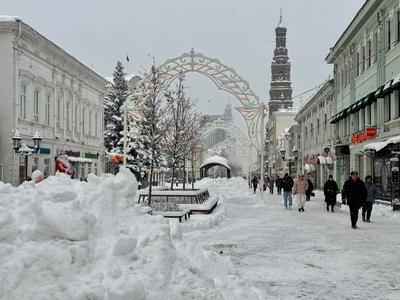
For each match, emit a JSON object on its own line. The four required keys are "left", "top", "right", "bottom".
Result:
{"left": 260, "top": 102, "right": 265, "bottom": 199}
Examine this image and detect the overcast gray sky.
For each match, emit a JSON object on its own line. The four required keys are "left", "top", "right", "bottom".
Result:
{"left": 2, "top": 0, "right": 364, "bottom": 128}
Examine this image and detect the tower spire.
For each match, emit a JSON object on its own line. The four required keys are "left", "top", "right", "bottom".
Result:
{"left": 280, "top": 7, "right": 282, "bottom": 23}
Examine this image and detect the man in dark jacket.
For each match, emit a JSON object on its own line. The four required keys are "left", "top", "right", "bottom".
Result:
{"left": 276, "top": 175, "right": 282, "bottom": 195}
{"left": 362, "top": 175, "right": 376, "bottom": 222}
{"left": 342, "top": 171, "right": 367, "bottom": 229}
{"left": 305, "top": 178, "right": 314, "bottom": 201}
{"left": 324, "top": 175, "right": 339, "bottom": 212}
{"left": 281, "top": 173, "right": 294, "bottom": 209}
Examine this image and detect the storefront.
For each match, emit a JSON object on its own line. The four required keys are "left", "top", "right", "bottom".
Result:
{"left": 363, "top": 136, "right": 400, "bottom": 210}
{"left": 56, "top": 150, "right": 99, "bottom": 180}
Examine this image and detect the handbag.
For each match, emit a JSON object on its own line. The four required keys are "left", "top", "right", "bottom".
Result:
{"left": 310, "top": 192, "right": 315, "bottom": 197}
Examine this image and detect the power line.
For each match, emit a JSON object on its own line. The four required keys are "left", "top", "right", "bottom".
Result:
{"left": 44, "top": 0, "right": 122, "bottom": 60}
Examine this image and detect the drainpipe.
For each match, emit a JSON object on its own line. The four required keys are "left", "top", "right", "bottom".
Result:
{"left": 12, "top": 19, "right": 22, "bottom": 185}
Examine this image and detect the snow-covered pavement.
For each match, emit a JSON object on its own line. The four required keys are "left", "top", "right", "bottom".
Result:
{"left": 185, "top": 184, "right": 400, "bottom": 299}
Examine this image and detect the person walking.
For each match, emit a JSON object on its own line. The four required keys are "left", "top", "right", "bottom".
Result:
{"left": 324, "top": 175, "right": 339, "bottom": 212}
{"left": 362, "top": 175, "right": 376, "bottom": 222}
{"left": 269, "top": 176, "right": 275, "bottom": 194}
{"left": 342, "top": 171, "right": 367, "bottom": 229}
{"left": 305, "top": 178, "right": 314, "bottom": 202}
{"left": 276, "top": 175, "right": 282, "bottom": 195}
{"left": 251, "top": 176, "right": 259, "bottom": 194}
{"left": 293, "top": 174, "right": 308, "bottom": 212}
{"left": 281, "top": 173, "right": 294, "bottom": 209}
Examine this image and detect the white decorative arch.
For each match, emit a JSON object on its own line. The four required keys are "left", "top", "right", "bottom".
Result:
{"left": 157, "top": 48, "right": 265, "bottom": 149}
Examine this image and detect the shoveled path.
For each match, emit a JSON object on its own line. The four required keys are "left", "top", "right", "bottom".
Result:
{"left": 185, "top": 190, "right": 400, "bottom": 299}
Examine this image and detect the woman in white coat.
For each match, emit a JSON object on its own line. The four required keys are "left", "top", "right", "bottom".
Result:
{"left": 292, "top": 173, "right": 309, "bottom": 212}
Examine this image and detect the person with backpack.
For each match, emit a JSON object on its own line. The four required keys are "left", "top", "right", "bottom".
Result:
{"left": 281, "top": 173, "right": 294, "bottom": 209}
{"left": 342, "top": 171, "right": 367, "bottom": 229}
{"left": 362, "top": 175, "right": 376, "bottom": 222}
{"left": 324, "top": 175, "right": 339, "bottom": 212}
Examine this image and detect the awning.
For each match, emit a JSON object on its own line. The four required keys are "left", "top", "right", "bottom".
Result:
{"left": 304, "top": 163, "right": 316, "bottom": 173}
{"left": 375, "top": 85, "right": 385, "bottom": 98}
{"left": 362, "top": 92, "right": 376, "bottom": 107}
{"left": 391, "top": 73, "right": 400, "bottom": 89}
{"left": 348, "top": 103, "right": 358, "bottom": 114}
{"left": 318, "top": 156, "right": 327, "bottom": 164}
{"left": 356, "top": 98, "right": 365, "bottom": 110}
{"left": 68, "top": 157, "right": 93, "bottom": 163}
{"left": 363, "top": 135, "right": 400, "bottom": 152}
{"left": 382, "top": 79, "right": 393, "bottom": 95}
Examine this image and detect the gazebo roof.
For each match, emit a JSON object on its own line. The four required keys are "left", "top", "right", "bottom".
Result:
{"left": 200, "top": 155, "right": 231, "bottom": 170}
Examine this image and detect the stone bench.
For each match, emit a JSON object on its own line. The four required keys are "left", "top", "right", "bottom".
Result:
{"left": 179, "top": 196, "right": 219, "bottom": 214}
{"left": 160, "top": 209, "right": 191, "bottom": 223}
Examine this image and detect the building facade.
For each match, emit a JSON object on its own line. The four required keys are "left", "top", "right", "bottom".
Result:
{"left": 0, "top": 17, "right": 107, "bottom": 185}
{"left": 326, "top": 0, "right": 400, "bottom": 206}
{"left": 295, "top": 80, "right": 335, "bottom": 189}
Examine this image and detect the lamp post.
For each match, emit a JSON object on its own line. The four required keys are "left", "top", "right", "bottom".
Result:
{"left": 12, "top": 130, "right": 42, "bottom": 182}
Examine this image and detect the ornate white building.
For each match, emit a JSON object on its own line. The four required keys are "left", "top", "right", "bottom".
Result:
{"left": 295, "top": 80, "right": 335, "bottom": 188}
{"left": 0, "top": 17, "right": 107, "bottom": 185}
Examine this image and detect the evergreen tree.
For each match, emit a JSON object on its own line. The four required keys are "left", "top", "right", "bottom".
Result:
{"left": 104, "top": 61, "right": 129, "bottom": 152}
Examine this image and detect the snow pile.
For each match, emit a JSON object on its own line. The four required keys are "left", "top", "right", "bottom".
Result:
{"left": 0, "top": 169, "right": 236, "bottom": 299}
{"left": 195, "top": 177, "right": 251, "bottom": 200}
{"left": 372, "top": 204, "right": 400, "bottom": 221}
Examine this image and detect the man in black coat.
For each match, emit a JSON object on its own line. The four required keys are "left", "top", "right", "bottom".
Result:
{"left": 342, "top": 171, "right": 367, "bottom": 229}
{"left": 276, "top": 175, "right": 282, "bottom": 195}
{"left": 324, "top": 175, "right": 339, "bottom": 212}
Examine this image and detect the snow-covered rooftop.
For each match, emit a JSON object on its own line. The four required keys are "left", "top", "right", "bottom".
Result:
{"left": 200, "top": 155, "right": 230, "bottom": 169}
{"left": 0, "top": 15, "right": 21, "bottom": 22}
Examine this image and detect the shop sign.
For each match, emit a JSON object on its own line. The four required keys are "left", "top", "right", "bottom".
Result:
{"left": 65, "top": 150, "right": 80, "bottom": 157}
{"left": 85, "top": 152, "right": 98, "bottom": 159}
{"left": 28, "top": 146, "right": 51, "bottom": 155}
{"left": 351, "top": 127, "right": 377, "bottom": 144}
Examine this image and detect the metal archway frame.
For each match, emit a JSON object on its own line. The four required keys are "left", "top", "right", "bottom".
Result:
{"left": 201, "top": 119, "right": 252, "bottom": 176}
{"left": 157, "top": 48, "right": 264, "bottom": 150}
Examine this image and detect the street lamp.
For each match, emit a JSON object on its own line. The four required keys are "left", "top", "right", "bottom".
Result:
{"left": 12, "top": 130, "right": 42, "bottom": 182}
{"left": 293, "top": 148, "right": 298, "bottom": 160}
{"left": 280, "top": 149, "right": 286, "bottom": 161}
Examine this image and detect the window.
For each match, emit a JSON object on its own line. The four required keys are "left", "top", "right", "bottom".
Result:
{"left": 82, "top": 108, "right": 86, "bottom": 134}
{"left": 95, "top": 113, "right": 98, "bottom": 137}
{"left": 384, "top": 95, "right": 391, "bottom": 122}
{"left": 34, "top": 89, "right": 39, "bottom": 122}
{"left": 388, "top": 20, "right": 391, "bottom": 51}
{"left": 44, "top": 158, "right": 50, "bottom": 178}
{"left": 398, "top": 10, "right": 400, "bottom": 43}
{"left": 74, "top": 104, "right": 79, "bottom": 133}
{"left": 66, "top": 102, "right": 70, "bottom": 130}
{"left": 20, "top": 85, "right": 27, "bottom": 119}
{"left": 45, "top": 95, "right": 50, "bottom": 125}
{"left": 89, "top": 111, "right": 92, "bottom": 135}
{"left": 373, "top": 32, "right": 378, "bottom": 63}
{"left": 361, "top": 45, "right": 365, "bottom": 73}
{"left": 367, "top": 40, "right": 371, "bottom": 68}
{"left": 356, "top": 53, "right": 360, "bottom": 76}
{"left": 57, "top": 98, "right": 61, "bottom": 127}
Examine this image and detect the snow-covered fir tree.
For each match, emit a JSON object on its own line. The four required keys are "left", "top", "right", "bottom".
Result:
{"left": 136, "top": 65, "right": 170, "bottom": 205}
{"left": 122, "top": 80, "right": 153, "bottom": 182}
{"left": 104, "top": 61, "right": 129, "bottom": 152}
